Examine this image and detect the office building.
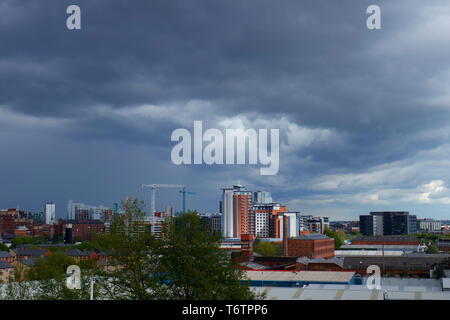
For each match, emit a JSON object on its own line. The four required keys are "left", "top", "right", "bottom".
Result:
{"left": 299, "top": 215, "right": 330, "bottom": 234}
{"left": 211, "top": 214, "right": 221, "bottom": 233}
{"left": 359, "top": 211, "right": 417, "bottom": 236}
{"left": 254, "top": 191, "right": 273, "bottom": 204}
{"left": 45, "top": 202, "right": 56, "bottom": 225}
{"left": 67, "top": 200, "right": 112, "bottom": 222}
{"left": 284, "top": 212, "right": 300, "bottom": 238}
{"left": 417, "top": 219, "right": 442, "bottom": 232}
{"left": 200, "top": 214, "right": 222, "bottom": 234}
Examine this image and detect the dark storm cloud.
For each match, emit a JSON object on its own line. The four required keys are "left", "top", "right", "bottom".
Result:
{"left": 1, "top": 0, "right": 450, "bottom": 218}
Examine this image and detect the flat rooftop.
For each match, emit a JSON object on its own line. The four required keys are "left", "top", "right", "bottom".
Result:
{"left": 340, "top": 244, "right": 419, "bottom": 250}
{"left": 252, "top": 277, "right": 450, "bottom": 300}
{"left": 290, "top": 234, "right": 331, "bottom": 240}
{"left": 335, "top": 250, "right": 405, "bottom": 257}
{"left": 245, "top": 270, "right": 355, "bottom": 283}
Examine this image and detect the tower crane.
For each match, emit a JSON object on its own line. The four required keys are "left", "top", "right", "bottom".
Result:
{"left": 179, "top": 188, "right": 196, "bottom": 214}
{"left": 140, "top": 184, "right": 186, "bottom": 215}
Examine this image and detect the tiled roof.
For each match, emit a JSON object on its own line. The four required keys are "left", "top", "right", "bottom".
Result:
{"left": 343, "top": 254, "right": 450, "bottom": 269}
{"left": 0, "top": 251, "right": 12, "bottom": 258}
{"left": 13, "top": 248, "right": 46, "bottom": 256}
{"left": 0, "top": 260, "right": 13, "bottom": 269}
{"left": 66, "top": 249, "right": 92, "bottom": 256}
{"left": 19, "top": 259, "right": 36, "bottom": 267}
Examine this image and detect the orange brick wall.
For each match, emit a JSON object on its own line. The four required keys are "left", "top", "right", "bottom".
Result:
{"left": 287, "top": 238, "right": 335, "bottom": 258}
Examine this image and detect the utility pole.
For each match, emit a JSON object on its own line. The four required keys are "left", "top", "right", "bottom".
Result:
{"left": 90, "top": 278, "right": 95, "bottom": 300}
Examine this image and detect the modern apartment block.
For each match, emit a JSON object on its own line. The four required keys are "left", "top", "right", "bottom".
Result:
{"left": 255, "top": 208, "right": 270, "bottom": 238}
{"left": 221, "top": 185, "right": 254, "bottom": 239}
{"left": 417, "top": 219, "right": 442, "bottom": 232}
{"left": 299, "top": 215, "right": 330, "bottom": 234}
{"left": 220, "top": 185, "right": 296, "bottom": 240}
{"left": 253, "top": 191, "right": 273, "bottom": 204}
{"left": 67, "top": 200, "right": 113, "bottom": 222}
{"left": 360, "top": 211, "right": 417, "bottom": 236}
{"left": 253, "top": 203, "right": 287, "bottom": 238}
{"left": 199, "top": 214, "right": 222, "bottom": 234}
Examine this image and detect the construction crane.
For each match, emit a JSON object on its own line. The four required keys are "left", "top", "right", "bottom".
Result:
{"left": 179, "top": 188, "right": 196, "bottom": 214}
{"left": 140, "top": 184, "right": 186, "bottom": 215}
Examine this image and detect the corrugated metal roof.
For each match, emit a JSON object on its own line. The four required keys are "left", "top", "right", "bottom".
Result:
{"left": 343, "top": 254, "right": 450, "bottom": 269}
{"left": 251, "top": 277, "right": 450, "bottom": 300}
{"left": 296, "top": 257, "right": 344, "bottom": 268}
{"left": 245, "top": 270, "right": 355, "bottom": 283}
{"left": 442, "top": 278, "right": 450, "bottom": 290}
{"left": 336, "top": 250, "right": 405, "bottom": 257}
{"left": 239, "top": 261, "right": 269, "bottom": 270}
{"left": 341, "top": 244, "right": 419, "bottom": 250}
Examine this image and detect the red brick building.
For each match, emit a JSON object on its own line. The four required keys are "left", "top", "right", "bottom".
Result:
{"left": 253, "top": 256, "right": 297, "bottom": 270}
{"left": 13, "top": 226, "right": 30, "bottom": 237}
{"left": 286, "top": 234, "right": 335, "bottom": 259}
{"left": 438, "top": 239, "right": 450, "bottom": 252}
{"left": 66, "top": 220, "right": 105, "bottom": 241}
{"left": 30, "top": 224, "right": 55, "bottom": 238}
{"left": 240, "top": 234, "right": 255, "bottom": 262}
{"left": 0, "top": 251, "right": 15, "bottom": 263}
{"left": 0, "top": 209, "right": 36, "bottom": 240}
{"left": 0, "top": 209, "right": 28, "bottom": 239}
{"left": 10, "top": 248, "right": 47, "bottom": 260}
{"left": 352, "top": 236, "right": 419, "bottom": 246}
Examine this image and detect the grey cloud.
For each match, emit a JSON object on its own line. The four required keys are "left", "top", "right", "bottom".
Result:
{"left": 2, "top": 0, "right": 450, "bottom": 219}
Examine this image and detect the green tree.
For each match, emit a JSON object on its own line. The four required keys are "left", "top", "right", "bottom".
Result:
{"left": 93, "top": 197, "right": 168, "bottom": 300}
{"left": 253, "top": 241, "right": 279, "bottom": 256}
{"left": 0, "top": 243, "right": 9, "bottom": 251}
{"left": 324, "top": 228, "right": 345, "bottom": 249}
{"left": 426, "top": 244, "right": 439, "bottom": 254}
{"left": 75, "top": 233, "right": 124, "bottom": 252}
{"left": 24, "top": 251, "right": 97, "bottom": 300}
{"left": 8, "top": 198, "right": 257, "bottom": 300}
{"left": 158, "top": 211, "right": 256, "bottom": 300}
{"left": 27, "top": 251, "right": 77, "bottom": 281}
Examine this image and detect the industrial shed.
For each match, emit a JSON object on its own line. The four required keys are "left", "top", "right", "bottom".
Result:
{"left": 244, "top": 270, "right": 356, "bottom": 287}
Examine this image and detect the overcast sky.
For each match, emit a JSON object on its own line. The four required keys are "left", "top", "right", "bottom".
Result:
{"left": 1, "top": 0, "right": 450, "bottom": 220}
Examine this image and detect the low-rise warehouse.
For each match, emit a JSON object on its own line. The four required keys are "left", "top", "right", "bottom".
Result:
{"left": 252, "top": 277, "right": 450, "bottom": 300}
{"left": 244, "top": 270, "right": 358, "bottom": 287}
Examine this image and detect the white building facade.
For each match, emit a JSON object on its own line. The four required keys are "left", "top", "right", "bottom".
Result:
{"left": 45, "top": 202, "right": 56, "bottom": 224}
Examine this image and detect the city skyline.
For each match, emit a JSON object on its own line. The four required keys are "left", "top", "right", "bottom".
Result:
{"left": 2, "top": 1, "right": 450, "bottom": 220}
{"left": 1, "top": 186, "right": 449, "bottom": 223}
